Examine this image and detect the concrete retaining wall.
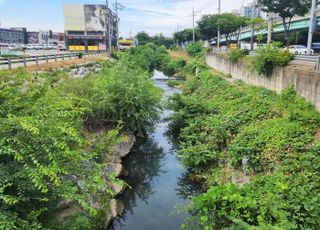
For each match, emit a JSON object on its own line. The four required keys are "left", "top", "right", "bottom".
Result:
{"left": 206, "top": 52, "right": 320, "bottom": 109}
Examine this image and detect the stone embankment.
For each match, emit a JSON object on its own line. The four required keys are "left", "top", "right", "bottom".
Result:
{"left": 57, "top": 132, "right": 136, "bottom": 227}
{"left": 104, "top": 132, "right": 136, "bottom": 226}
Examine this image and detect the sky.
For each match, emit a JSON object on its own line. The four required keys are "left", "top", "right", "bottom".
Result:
{"left": 0, "top": 0, "right": 253, "bottom": 37}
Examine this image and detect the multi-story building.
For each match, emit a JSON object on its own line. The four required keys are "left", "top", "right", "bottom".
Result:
{"left": 27, "top": 31, "right": 39, "bottom": 44}
{"left": 64, "top": 4, "right": 119, "bottom": 51}
{"left": 0, "top": 27, "right": 27, "bottom": 44}
{"left": 240, "top": 2, "right": 262, "bottom": 18}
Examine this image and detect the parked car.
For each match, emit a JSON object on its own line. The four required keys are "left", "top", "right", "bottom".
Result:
{"left": 47, "top": 44, "right": 57, "bottom": 50}
{"left": 311, "top": 43, "right": 320, "bottom": 53}
{"left": 24, "top": 44, "right": 37, "bottom": 50}
{"left": 288, "top": 45, "right": 314, "bottom": 55}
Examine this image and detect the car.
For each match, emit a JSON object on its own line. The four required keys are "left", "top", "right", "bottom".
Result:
{"left": 47, "top": 44, "right": 57, "bottom": 50}
{"left": 288, "top": 45, "right": 314, "bottom": 55}
{"left": 311, "top": 43, "right": 320, "bottom": 53}
{"left": 24, "top": 44, "right": 38, "bottom": 50}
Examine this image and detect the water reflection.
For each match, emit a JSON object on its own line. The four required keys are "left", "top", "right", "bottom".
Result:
{"left": 176, "top": 170, "right": 206, "bottom": 200}
{"left": 115, "top": 138, "right": 166, "bottom": 216}
{"left": 110, "top": 72, "right": 202, "bottom": 230}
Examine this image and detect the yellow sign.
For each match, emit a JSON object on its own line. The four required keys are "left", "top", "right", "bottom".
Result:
{"left": 88, "top": 46, "right": 99, "bottom": 51}
{"left": 229, "top": 43, "right": 238, "bottom": 49}
{"left": 119, "top": 40, "right": 134, "bottom": 45}
{"left": 69, "top": 46, "right": 86, "bottom": 51}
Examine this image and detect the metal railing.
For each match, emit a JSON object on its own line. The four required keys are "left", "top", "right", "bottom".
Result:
{"left": 0, "top": 52, "right": 102, "bottom": 70}
{"left": 293, "top": 55, "right": 320, "bottom": 70}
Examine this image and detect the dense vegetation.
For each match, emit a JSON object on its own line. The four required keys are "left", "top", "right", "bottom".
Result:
{"left": 135, "top": 31, "right": 175, "bottom": 48}
{"left": 227, "top": 48, "right": 249, "bottom": 62}
{"left": 0, "top": 47, "right": 162, "bottom": 229}
{"left": 227, "top": 44, "right": 293, "bottom": 76}
{"left": 157, "top": 49, "right": 320, "bottom": 229}
{"left": 248, "top": 44, "right": 293, "bottom": 76}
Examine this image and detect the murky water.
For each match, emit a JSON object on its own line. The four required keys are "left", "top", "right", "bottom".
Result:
{"left": 110, "top": 71, "right": 201, "bottom": 230}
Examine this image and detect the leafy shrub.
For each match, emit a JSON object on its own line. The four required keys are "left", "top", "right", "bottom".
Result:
{"left": 249, "top": 44, "right": 293, "bottom": 76}
{"left": 186, "top": 42, "right": 203, "bottom": 56}
{"left": 228, "top": 48, "right": 249, "bottom": 62}
{"left": 159, "top": 49, "right": 320, "bottom": 229}
{"left": 167, "top": 80, "right": 182, "bottom": 88}
{"left": 187, "top": 171, "right": 320, "bottom": 229}
{"left": 178, "top": 116, "right": 227, "bottom": 170}
{"left": 0, "top": 45, "right": 163, "bottom": 228}
{"left": 77, "top": 53, "right": 84, "bottom": 59}
{"left": 89, "top": 61, "right": 162, "bottom": 136}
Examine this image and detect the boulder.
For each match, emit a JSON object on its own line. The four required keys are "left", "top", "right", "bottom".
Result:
{"left": 112, "top": 132, "right": 136, "bottom": 158}
{"left": 94, "top": 68, "right": 102, "bottom": 73}
{"left": 104, "top": 162, "right": 123, "bottom": 177}
{"left": 56, "top": 201, "right": 83, "bottom": 220}
{"left": 105, "top": 199, "right": 124, "bottom": 228}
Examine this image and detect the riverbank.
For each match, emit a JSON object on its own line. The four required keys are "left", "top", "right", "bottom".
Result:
{"left": 162, "top": 48, "right": 320, "bottom": 229}
{"left": 110, "top": 70, "right": 198, "bottom": 230}
{"left": 0, "top": 46, "right": 162, "bottom": 229}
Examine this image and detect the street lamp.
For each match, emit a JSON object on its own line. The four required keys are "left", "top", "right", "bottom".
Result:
{"left": 307, "top": 0, "right": 317, "bottom": 55}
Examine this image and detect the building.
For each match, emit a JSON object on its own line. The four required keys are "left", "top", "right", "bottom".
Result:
{"left": 0, "top": 27, "right": 27, "bottom": 44}
{"left": 27, "top": 31, "right": 39, "bottom": 44}
{"left": 64, "top": 4, "right": 119, "bottom": 52}
{"left": 240, "top": 2, "right": 262, "bottom": 18}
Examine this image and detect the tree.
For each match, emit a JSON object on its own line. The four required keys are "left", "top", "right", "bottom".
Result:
{"left": 135, "top": 31, "right": 152, "bottom": 45}
{"left": 247, "top": 17, "right": 268, "bottom": 44}
{"left": 174, "top": 28, "right": 201, "bottom": 45}
{"left": 152, "top": 33, "right": 175, "bottom": 48}
{"left": 197, "top": 14, "right": 219, "bottom": 40}
{"left": 135, "top": 32, "right": 174, "bottom": 48}
{"left": 217, "top": 13, "right": 248, "bottom": 47}
{"left": 258, "top": 0, "right": 311, "bottom": 46}
{"left": 198, "top": 13, "right": 248, "bottom": 46}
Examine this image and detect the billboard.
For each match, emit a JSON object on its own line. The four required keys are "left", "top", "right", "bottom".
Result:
{"left": 64, "top": 4, "right": 107, "bottom": 32}
{"left": 84, "top": 5, "right": 107, "bottom": 31}
{"left": 64, "top": 5, "right": 86, "bottom": 31}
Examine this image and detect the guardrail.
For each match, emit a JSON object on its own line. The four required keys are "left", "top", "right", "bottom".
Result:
{"left": 293, "top": 55, "right": 320, "bottom": 70}
{"left": 0, "top": 52, "right": 102, "bottom": 70}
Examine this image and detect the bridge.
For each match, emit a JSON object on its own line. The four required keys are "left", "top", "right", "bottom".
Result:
{"left": 218, "top": 8, "right": 320, "bottom": 44}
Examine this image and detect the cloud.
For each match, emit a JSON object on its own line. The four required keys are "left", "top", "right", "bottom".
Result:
{"left": 117, "top": 0, "right": 245, "bottom": 37}
{"left": 0, "top": 0, "right": 247, "bottom": 38}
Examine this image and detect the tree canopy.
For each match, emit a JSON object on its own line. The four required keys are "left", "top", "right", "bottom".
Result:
{"left": 135, "top": 31, "right": 152, "bottom": 45}
{"left": 197, "top": 13, "right": 248, "bottom": 44}
{"left": 173, "top": 28, "right": 201, "bottom": 44}
{"left": 135, "top": 31, "right": 174, "bottom": 48}
{"left": 258, "top": 0, "right": 311, "bottom": 46}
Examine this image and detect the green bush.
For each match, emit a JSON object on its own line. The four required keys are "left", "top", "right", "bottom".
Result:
{"left": 187, "top": 171, "right": 320, "bottom": 229}
{"left": 249, "top": 44, "right": 293, "bottom": 76}
{"left": 228, "top": 48, "right": 249, "bottom": 62}
{"left": 89, "top": 61, "right": 162, "bottom": 136}
{"left": 167, "top": 80, "right": 182, "bottom": 88}
{"left": 186, "top": 42, "right": 203, "bottom": 56}
{"left": 0, "top": 45, "right": 163, "bottom": 228}
{"left": 77, "top": 53, "right": 84, "bottom": 59}
{"left": 159, "top": 49, "right": 320, "bottom": 229}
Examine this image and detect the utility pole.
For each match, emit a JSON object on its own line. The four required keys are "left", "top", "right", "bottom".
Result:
{"left": 307, "top": 0, "right": 317, "bottom": 55}
{"left": 105, "top": 0, "right": 111, "bottom": 56}
{"left": 250, "top": 0, "right": 257, "bottom": 51}
{"left": 115, "top": 0, "right": 119, "bottom": 51}
{"left": 267, "top": 13, "right": 273, "bottom": 44}
{"left": 217, "top": 0, "right": 221, "bottom": 49}
{"left": 192, "top": 7, "right": 195, "bottom": 42}
{"left": 176, "top": 23, "right": 179, "bottom": 47}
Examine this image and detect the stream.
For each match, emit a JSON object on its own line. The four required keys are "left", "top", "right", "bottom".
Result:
{"left": 110, "top": 71, "right": 202, "bottom": 230}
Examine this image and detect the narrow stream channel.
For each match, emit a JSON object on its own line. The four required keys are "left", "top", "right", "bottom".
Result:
{"left": 110, "top": 71, "right": 200, "bottom": 230}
